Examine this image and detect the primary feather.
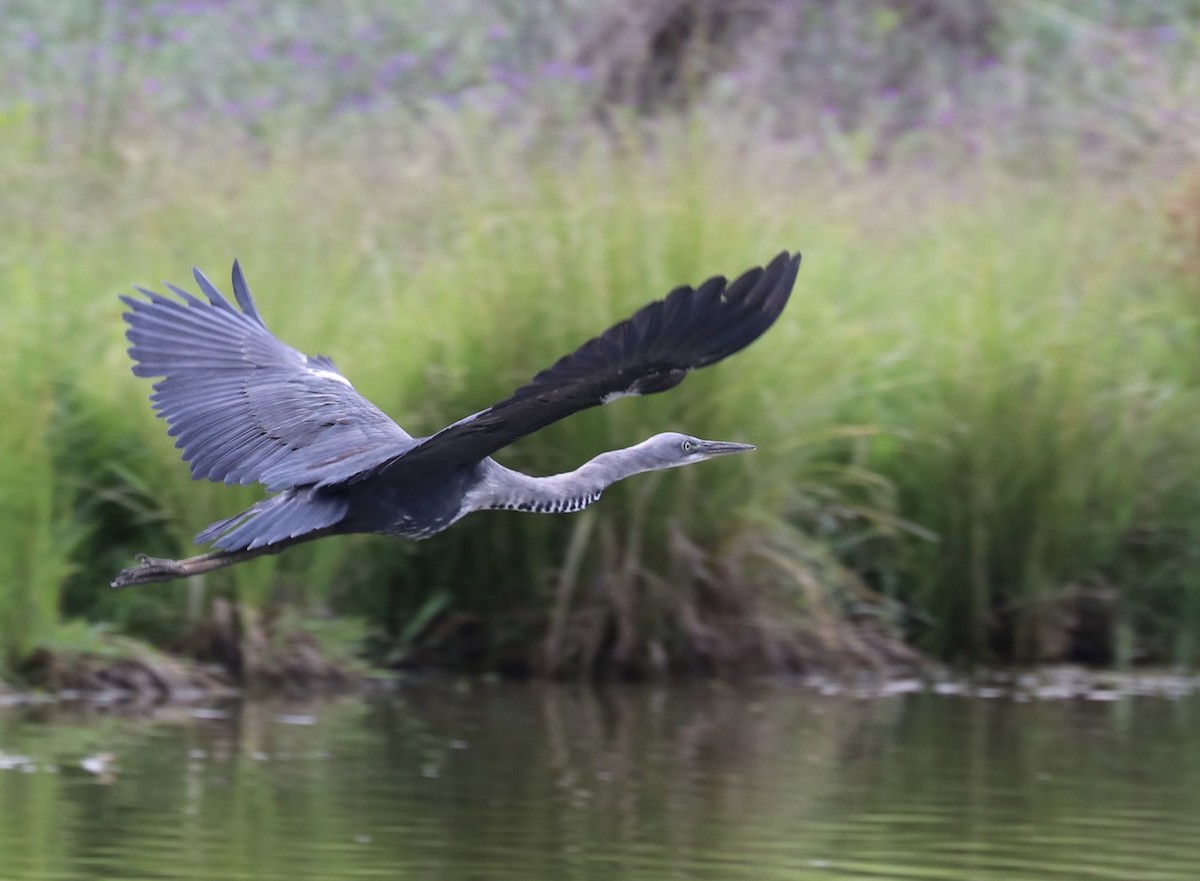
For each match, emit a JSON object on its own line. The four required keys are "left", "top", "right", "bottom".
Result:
{"left": 391, "top": 251, "right": 801, "bottom": 471}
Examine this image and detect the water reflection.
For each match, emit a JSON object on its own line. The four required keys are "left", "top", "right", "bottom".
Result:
{"left": 1, "top": 683, "right": 1198, "bottom": 880}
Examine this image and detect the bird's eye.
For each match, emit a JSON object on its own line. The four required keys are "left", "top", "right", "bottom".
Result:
{"left": 681, "top": 440, "right": 694, "bottom": 453}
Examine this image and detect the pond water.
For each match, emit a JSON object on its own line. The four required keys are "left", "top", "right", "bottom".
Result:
{"left": 1, "top": 681, "right": 1198, "bottom": 880}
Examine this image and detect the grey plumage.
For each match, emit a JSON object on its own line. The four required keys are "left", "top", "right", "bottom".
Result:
{"left": 112, "top": 252, "right": 801, "bottom": 587}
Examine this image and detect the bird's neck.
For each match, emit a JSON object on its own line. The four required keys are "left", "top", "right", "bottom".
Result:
{"left": 467, "top": 448, "right": 655, "bottom": 515}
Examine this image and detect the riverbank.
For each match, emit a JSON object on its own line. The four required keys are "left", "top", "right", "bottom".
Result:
{"left": 3, "top": 638, "right": 1198, "bottom": 708}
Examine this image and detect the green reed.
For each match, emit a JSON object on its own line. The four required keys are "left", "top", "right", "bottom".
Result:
{"left": 0, "top": 104, "right": 1197, "bottom": 673}
{"left": 829, "top": 186, "right": 1200, "bottom": 663}
{"left": 0, "top": 262, "right": 79, "bottom": 665}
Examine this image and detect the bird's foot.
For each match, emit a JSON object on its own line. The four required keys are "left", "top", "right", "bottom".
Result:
{"left": 111, "top": 554, "right": 188, "bottom": 588}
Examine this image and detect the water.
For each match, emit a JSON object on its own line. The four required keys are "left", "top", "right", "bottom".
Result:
{"left": 1, "top": 682, "right": 1198, "bottom": 880}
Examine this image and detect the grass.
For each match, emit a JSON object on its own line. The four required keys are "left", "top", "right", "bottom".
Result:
{"left": 1, "top": 2, "right": 1199, "bottom": 676}
{"left": 0, "top": 293, "right": 78, "bottom": 665}
{"left": 0, "top": 115, "right": 1196, "bottom": 674}
{"left": 836, "top": 187, "right": 1200, "bottom": 663}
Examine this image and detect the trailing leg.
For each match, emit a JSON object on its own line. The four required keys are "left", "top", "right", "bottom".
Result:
{"left": 111, "top": 531, "right": 329, "bottom": 588}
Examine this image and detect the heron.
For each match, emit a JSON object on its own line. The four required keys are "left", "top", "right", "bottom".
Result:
{"left": 111, "top": 251, "right": 801, "bottom": 587}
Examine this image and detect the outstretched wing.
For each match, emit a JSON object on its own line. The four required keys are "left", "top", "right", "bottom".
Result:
{"left": 122, "top": 262, "right": 411, "bottom": 492}
{"left": 393, "top": 251, "right": 800, "bottom": 470}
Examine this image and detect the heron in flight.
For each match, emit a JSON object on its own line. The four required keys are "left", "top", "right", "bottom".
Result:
{"left": 112, "top": 252, "right": 801, "bottom": 587}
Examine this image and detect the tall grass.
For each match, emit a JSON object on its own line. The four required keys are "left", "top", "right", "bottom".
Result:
{"left": 830, "top": 187, "right": 1200, "bottom": 663}
{"left": 1, "top": 110, "right": 1197, "bottom": 673}
{"left": 0, "top": 285, "right": 76, "bottom": 665}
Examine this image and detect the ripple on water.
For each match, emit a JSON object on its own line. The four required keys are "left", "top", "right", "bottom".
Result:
{"left": 0, "top": 687, "right": 1198, "bottom": 880}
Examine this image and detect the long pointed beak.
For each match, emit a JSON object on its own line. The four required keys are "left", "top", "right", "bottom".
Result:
{"left": 696, "top": 439, "right": 756, "bottom": 458}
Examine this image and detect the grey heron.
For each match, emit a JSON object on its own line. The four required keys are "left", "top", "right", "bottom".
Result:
{"left": 112, "top": 251, "right": 801, "bottom": 587}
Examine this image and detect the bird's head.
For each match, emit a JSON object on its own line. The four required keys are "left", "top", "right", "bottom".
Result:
{"left": 634, "top": 432, "right": 756, "bottom": 471}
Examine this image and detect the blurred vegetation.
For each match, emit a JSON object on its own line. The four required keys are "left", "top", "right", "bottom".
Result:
{"left": 1, "top": 0, "right": 1199, "bottom": 680}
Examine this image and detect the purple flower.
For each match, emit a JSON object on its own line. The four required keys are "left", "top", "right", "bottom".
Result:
{"left": 337, "top": 92, "right": 373, "bottom": 113}
{"left": 175, "top": 0, "right": 216, "bottom": 14}
{"left": 354, "top": 23, "right": 383, "bottom": 43}
{"left": 491, "top": 64, "right": 528, "bottom": 92}
{"left": 290, "top": 41, "right": 319, "bottom": 67}
{"left": 537, "top": 60, "right": 592, "bottom": 85}
{"left": 378, "top": 52, "right": 417, "bottom": 83}
{"left": 431, "top": 49, "right": 453, "bottom": 78}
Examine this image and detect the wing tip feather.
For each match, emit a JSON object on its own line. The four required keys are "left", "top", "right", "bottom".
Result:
{"left": 230, "top": 259, "right": 265, "bottom": 325}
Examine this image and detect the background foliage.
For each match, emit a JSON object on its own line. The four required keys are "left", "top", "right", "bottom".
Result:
{"left": 1, "top": 0, "right": 1199, "bottom": 678}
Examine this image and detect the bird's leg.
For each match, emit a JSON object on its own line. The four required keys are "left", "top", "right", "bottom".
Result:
{"left": 112, "top": 545, "right": 284, "bottom": 588}
{"left": 112, "top": 528, "right": 338, "bottom": 588}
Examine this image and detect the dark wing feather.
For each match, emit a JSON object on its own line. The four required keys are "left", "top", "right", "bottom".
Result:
{"left": 123, "top": 261, "right": 411, "bottom": 492}
{"left": 393, "top": 251, "right": 800, "bottom": 470}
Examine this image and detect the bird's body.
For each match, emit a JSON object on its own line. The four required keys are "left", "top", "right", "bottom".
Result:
{"left": 112, "top": 252, "right": 801, "bottom": 587}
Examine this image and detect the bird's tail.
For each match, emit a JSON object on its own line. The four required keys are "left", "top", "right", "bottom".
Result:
{"left": 196, "top": 488, "right": 348, "bottom": 551}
